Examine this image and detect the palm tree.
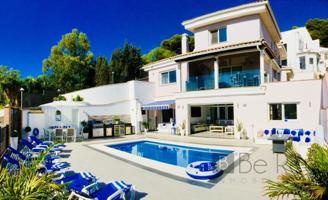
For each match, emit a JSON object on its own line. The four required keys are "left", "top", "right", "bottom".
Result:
{"left": 265, "top": 142, "right": 328, "bottom": 200}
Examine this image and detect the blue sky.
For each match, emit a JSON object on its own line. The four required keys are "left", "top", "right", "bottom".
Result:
{"left": 0, "top": 0, "right": 327, "bottom": 77}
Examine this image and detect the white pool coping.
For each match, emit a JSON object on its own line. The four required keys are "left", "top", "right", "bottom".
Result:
{"left": 88, "top": 138, "right": 252, "bottom": 183}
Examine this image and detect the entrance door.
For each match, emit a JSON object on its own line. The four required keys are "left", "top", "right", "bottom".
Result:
{"left": 72, "top": 109, "right": 79, "bottom": 129}
{"left": 218, "top": 104, "right": 234, "bottom": 125}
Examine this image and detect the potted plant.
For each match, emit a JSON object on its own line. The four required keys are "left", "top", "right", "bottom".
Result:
{"left": 24, "top": 126, "right": 31, "bottom": 137}
{"left": 235, "top": 120, "right": 243, "bottom": 139}
{"left": 142, "top": 121, "right": 149, "bottom": 133}
{"left": 10, "top": 129, "right": 19, "bottom": 149}
{"left": 180, "top": 120, "right": 186, "bottom": 136}
{"left": 113, "top": 116, "right": 120, "bottom": 124}
{"left": 80, "top": 121, "right": 89, "bottom": 139}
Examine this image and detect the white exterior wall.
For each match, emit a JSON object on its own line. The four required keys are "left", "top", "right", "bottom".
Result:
{"left": 175, "top": 80, "right": 324, "bottom": 143}
{"left": 63, "top": 83, "right": 129, "bottom": 105}
{"left": 319, "top": 48, "right": 328, "bottom": 72}
{"left": 193, "top": 15, "right": 261, "bottom": 51}
{"left": 23, "top": 81, "right": 155, "bottom": 135}
{"left": 282, "top": 27, "right": 322, "bottom": 80}
{"left": 148, "top": 63, "right": 180, "bottom": 100}
{"left": 22, "top": 110, "right": 45, "bottom": 139}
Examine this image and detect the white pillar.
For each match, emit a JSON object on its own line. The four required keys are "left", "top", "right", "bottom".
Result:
{"left": 177, "top": 63, "right": 182, "bottom": 92}
{"left": 260, "top": 50, "right": 265, "bottom": 85}
{"left": 181, "top": 33, "right": 189, "bottom": 54}
{"left": 182, "top": 62, "right": 189, "bottom": 92}
{"left": 214, "top": 58, "right": 219, "bottom": 89}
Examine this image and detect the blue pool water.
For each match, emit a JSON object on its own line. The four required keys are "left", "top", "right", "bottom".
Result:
{"left": 107, "top": 140, "right": 233, "bottom": 168}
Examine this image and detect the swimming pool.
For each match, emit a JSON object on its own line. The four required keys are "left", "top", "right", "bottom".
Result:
{"left": 107, "top": 140, "right": 233, "bottom": 168}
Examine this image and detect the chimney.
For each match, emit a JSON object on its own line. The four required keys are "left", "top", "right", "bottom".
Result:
{"left": 181, "top": 33, "right": 189, "bottom": 54}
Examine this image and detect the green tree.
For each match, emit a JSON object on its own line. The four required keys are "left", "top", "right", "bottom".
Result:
{"left": 306, "top": 18, "right": 328, "bottom": 47}
{"left": 143, "top": 34, "right": 195, "bottom": 64}
{"left": 0, "top": 66, "right": 22, "bottom": 107}
{"left": 42, "top": 28, "right": 94, "bottom": 93}
{"left": 142, "top": 47, "right": 176, "bottom": 64}
{"left": 94, "top": 56, "right": 110, "bottom": 86}
{"left": 109, "top": 42, "right": 144, "bottom": 83}
{"left": 292, "top": 26, "right": 299, "bottom": 30}
{"left": 160, "top": 34, "right": 195, "bottom": 54}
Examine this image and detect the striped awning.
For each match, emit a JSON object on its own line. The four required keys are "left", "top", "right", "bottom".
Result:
{"left": 142, "top": 100, "right": 175, "bottom": 110}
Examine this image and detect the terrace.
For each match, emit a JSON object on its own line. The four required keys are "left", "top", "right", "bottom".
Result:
{"left": 61, "top": 134, "right": 285, "bottom": 200}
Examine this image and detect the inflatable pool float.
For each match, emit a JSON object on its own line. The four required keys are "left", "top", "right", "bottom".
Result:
{"left": 186, "top": 161, "right": 223, "bottom": 180}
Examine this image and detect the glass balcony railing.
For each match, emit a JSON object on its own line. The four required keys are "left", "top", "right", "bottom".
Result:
{"left": 185, "top": 69, "right": 260, "bottom": 92}
{"left": 219, "top": 69, "right": 260, "bottom": 88}
{"left": 186, "top": 74, "right": 214, "bottom": 91}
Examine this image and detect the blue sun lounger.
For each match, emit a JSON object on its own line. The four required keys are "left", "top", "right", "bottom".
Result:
{"left": 40, "top": 162, "right": 70, "bottom": 173}
{"left": 7, "top": 146, "right": 57, "bottom": 165}
{"left": 29, "top": 136, "right": 65, "bottom": 149}
{"left": 54, "top": 171, "right": 96, "bottom": 183}
{"left": 21, "top": 139, "right": 62, "bottom": 154}
{"left": 69, "top": 180, "right": 136, "bottom": 200}
{"left": 53, "top": 171, "right": 97, "bottom": 193}
{"left": 1, "top": 154, "right": 20, "bottom": 172}
{"left": 6, "top": 146, "right": 27, "bottom": 161}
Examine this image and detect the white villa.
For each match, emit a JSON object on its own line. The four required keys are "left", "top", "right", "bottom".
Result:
{"left": 281, "top": 27, "right": 328, "bottom": 80}
{"left": 21, "top": 1, "right": 328, "bottom": 146}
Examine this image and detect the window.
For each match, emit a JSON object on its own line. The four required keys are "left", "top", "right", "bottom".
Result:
{"left": 210, "top": 30, "right": 218, "bottom": 44}
{"left": 269, "top": 103, "right": 297, "bottom": 121}
{"left": 162, "top": 109, "right": 173, "bottom": 123}
{"left": 269, "top": 104, "right": 282, "bottom": 120}
{"left": 309, "top": 58, "right": 314, "bottom": 64}
{"left": 210, "top": 26, "right": 227, "bottom": 44}
{"left": 161, "top": 70, "right": 176, "bottom": 84}
{"left": 191, "top": 107, "right": 201, "bottom": 117}
{"left": 281, "top": 59, "right": 287, "bottom": 66}
{"left": 283, "top": 43, "right": 287, "bottom": 51}
{"left": 227, "top": 106, "right": 234, "bottom": 120}
{"left": 55, "top": 110, "right": 61, "bottom": 121}
{"left": 219, "top": 27, "right": 227, "bottom": 42}
{"left": 299, "top": 56, "right": 306, "bottom": 69}
{"left": 298, "top": 39, "right": 304, "bottom": 51}
{"left": 284, "top": 104, "right": 297, "bottom": 120}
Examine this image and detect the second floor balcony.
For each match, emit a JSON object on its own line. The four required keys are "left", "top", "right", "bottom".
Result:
{"left": 185, "top": 51, "right": 261, "bottom": 92}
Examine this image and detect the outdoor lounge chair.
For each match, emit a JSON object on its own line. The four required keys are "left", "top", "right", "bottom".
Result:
{"left": 7, "top": 146, "right": 58, "bottom": 167}
{"left": 53, "top": 171, "right": 96, "bottom": 185}
{"left": 53, "top": 171, "right": 97, "bottom": 193}
{"left": 225, "top": 126, "right": 234, "bottom": 136}
{"left": 54, "top": 128, "right": 64, "bottom": 142}
{"left": 22, "top": 139, "right": 62, "bottom": 154}
{"left": 66, "top": 128, "right": 76, "bottom": 142}
{"left": 29, "top": 136, "right": 65, "bottom": 148}
{"left": 6, "top": 146, "right": 27, "bottom": 161}
{"left": 1, "top": 154, "right": 20, "bottom": 172}
{"left": 44, "top": 162, "right": 70, "bottom": 172}
{"left": 68, "top": 180, "right": 135, "bottom": 200}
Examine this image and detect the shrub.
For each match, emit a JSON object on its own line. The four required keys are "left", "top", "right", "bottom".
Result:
{"left": 10, "top": 130, "right": 19, "bottom": 137}
{"left": 24, "top": 126, "right": 31, "bottom": 133}
{"left": 53, "top": 95, "right": 66, "bottom": 101}
{"left": 72, "top": 95, "right": 84, "bottom": 102}
{"left": 0, "top": 154, "right": 68, "bottom": 199}
{"left": 265, "top": 142, "right": 328, "bottom": 200}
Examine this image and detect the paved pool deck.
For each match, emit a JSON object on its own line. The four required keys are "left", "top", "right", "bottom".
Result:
{"left": 62, "top": 134, "right": 286, "bottom": 200}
